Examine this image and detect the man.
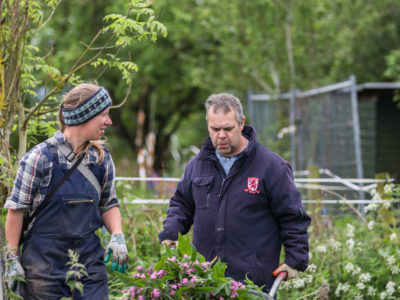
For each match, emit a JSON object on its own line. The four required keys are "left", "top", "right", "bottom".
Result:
{"left": 159, "top": 93, "right": 311, "bottom": 291}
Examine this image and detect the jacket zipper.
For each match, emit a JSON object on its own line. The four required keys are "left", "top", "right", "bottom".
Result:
{"left": 67, "top": 199, "right": 94, "bottom": 204}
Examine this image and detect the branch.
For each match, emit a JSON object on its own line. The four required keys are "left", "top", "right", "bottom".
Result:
{"left": 68, "top": 29, "right": 117, "bottom": 75}
{"left": 34, "top": 106, "right": 59, "bottom": 116}
{"left": 31, "top": 0, "right": 62, "bottom": 35}
{"left": 22, "top": 29, "right": 116, "bottom": 128}
{"left": 251, "top": 69, "right": 274, "bottom": 94}
{"left": 111, "top": 72, "right": 134, "bottom": 109}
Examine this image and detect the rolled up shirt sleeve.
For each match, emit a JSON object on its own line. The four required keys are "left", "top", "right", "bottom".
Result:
{"left": 5, "top": 146, "right": 51, "bottom": 211}
{"left": 99, "top": 152, "right": 119, "bottom": 214}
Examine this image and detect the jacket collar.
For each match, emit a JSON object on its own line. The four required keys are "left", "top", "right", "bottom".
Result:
{"left": 199, "top": 125, "right": 257, "bottom": 161}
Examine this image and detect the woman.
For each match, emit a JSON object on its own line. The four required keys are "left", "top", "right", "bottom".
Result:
{"left": 4, "top": 83, "right": 128, "bottom": 299}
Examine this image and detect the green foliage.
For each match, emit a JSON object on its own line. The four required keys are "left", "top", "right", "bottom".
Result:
{"left": 61, "top": 249, "right": 89, "bottom": 300}
{"left": 111, "top": 234, "right": 264, "bottom": 299}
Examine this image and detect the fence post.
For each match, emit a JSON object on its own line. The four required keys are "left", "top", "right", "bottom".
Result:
{"left": 350, "top": 75, "right": 366, "bottom": 215}
{"left": 289, "top": 90, "right": 296, "bottom": 170}
{"left": 307, "top": 166, "right": 323, "bottom": 238}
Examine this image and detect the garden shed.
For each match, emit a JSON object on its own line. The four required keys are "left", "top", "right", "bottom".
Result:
{"left": 248, "top": 77, "right": 400, "bottom": 181}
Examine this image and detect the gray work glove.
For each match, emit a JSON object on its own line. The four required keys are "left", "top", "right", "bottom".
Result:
{"left": 104, "top": 233, "right": 128, "bottom": 273}
{"left": 273, "top": 263, "right": 298, "bottom": 280}
{"left": 6, "top": 254, "right": 25, "bottom": 290}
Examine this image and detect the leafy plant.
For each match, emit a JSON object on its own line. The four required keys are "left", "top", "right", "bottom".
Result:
{"left": 110, "top": 234, "right": 265, "bottom": 299}
{"left": 61, "top": 249, "right": 89, "bottom": 300}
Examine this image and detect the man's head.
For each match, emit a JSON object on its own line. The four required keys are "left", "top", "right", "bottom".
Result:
{"left": 205, "top": 93, "right": 246, "bottom": 157}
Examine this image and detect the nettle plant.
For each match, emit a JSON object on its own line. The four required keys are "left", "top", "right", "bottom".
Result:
{"left": 116, "top": 234, "right": 265, "bottom": 300}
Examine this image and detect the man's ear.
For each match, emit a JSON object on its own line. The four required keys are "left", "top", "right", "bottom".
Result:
{"left": 240, "top": 117, "right": 245, "bottom": 130}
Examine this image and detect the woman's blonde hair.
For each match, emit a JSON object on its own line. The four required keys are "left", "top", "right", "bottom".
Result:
{"left": 58, "top": 83, "right": 107, "bottom": 163}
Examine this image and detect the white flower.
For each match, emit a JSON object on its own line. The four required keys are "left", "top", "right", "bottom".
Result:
{"left": 390, "top": 265, "right": 400, "bottom": 275}
{"left": 335, "top": 283, "right": 350, "bottom": 296}
{"left": 386, "top": 255, "right": 395, "bottom": 266}
{"left": 359, "top": 272, "right": 371, "bottom": 283}
{"left": 304, "top": 274, "right": 313, "bottom": 283}
{"left": 365, "top": 202, "right": 378, "bottom": 212}
{"left": 356, "top": 282, "right": 365, "bottom": 290}
{"left": 292, "top": 278, "right": 305, "bottom": 288}
{"left": 367, "top": 286, "right": 376, "bottom": 296}
{"left": 346, "top": 238, "right": 355, "bottom": 250}
{"left": 367, "top": 220, "right": 375, "bottom": 230}
{"left": 384, "top": 183, "right": 395, "bottom": 194}
{"left": 329, "top": 237, "right": 341, "bottom": 250}
{"left": 390, "top": 233, "right": 397, "bottom": 242}
{"left": 380, "top": 291, "right": 387, "bottom": 299}
{"left": 383, "top": 201, "right": 391, "bottom": 209}
{"left": 370, "top": 188, "right": 377, "bottom": 196}
{"left": 279, "top": 280, "right": 291, "bottom": 290}
{"left": 386, "top": 281, "right": 395, "bottom": 295}
{"left": 353, "top": 265, "right": 361, "bottom": 274}
{"left": 346, "top": 224, "right": 355, "bottom": 238}
{"left": 316, "top": 245, "right": 327, "bottom": 253}
{"left": 345, "top": 263, "right": 354, "bottom": 273}
{"left": 372, "top": 193, "right": 382, "bottom": 201}
{"left": 307, "top": 264, "right": 317, "bottom": 273}
{"left": 354, "top": 292, "right": 363, "bottom": 300}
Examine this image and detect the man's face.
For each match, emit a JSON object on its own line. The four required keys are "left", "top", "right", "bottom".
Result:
{"left": 207, "top": 108, "right": 245, "bottom": 157}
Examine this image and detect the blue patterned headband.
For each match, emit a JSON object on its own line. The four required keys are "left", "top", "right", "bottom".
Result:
{"left": 61, "top": 87, "right": 112, "bottom": 125}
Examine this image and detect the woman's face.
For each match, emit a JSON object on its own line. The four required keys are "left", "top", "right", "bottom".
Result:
{"left": 80, "top": 107, "right": 112, "bottom": 140}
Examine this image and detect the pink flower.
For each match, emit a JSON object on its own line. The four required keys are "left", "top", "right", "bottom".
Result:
{"left": 170, "top": 290, "right": 175, "bottom": 295}
{"left": 191, "top": 276, "right": 197, "bottom": 283}
{"left": 137, "top": 266, "right": 143, "bottom": 271}
{"left": 140, "top": 274, "right": 146, "bottom": 279}
{"left": 184, "top": 254, "right": 188, "bottom": 258}
{"left": 138, "top": 297, "right": 144, "bottom": 300}
{"left": 121, "top": 289, "right": 126, "bottom": 293}
{"left": 150, "top": 272, "right": 157, "bottom": 279}
{"left": 172, "top": 284, "right": 178, "bottom": 289}
{"left": 152, "top": 289, "right": 161, "bottom": 298}
{"left": 182, "top": 278, "right": 189, "bottom": 284}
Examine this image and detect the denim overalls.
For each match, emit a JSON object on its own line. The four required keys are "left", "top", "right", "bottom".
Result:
{"left": 21, "top": 144, "right": 108, "bottom": 299}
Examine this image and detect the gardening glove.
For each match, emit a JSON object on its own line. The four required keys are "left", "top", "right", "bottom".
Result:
{"left": 104, "top": 233, "right": 128, "bottom": 273}
{"left": 273, "top": 263, "right": 298, "bottom": 280}
{"left": 161, "top": 239, "right": 178, "bottom": 249}
{"left": 6, "top": 254, "right": 25, "bottom": 291}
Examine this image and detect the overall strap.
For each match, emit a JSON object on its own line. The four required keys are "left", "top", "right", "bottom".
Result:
{"left": 58, "top": 143, "right": 102, "bottom": 199}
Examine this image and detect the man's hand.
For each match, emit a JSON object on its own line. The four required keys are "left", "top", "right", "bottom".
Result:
{"left": 6, "top": 254, "right": 25, "bottom": 291}
{"left": 104, "top": 233, "right": 128, "bottom": 273}
{"left": 273, "top": 263, "right": 298, "bottom": 280}
{"left": 161, "top": 239, "right": 178, "bottom": 249}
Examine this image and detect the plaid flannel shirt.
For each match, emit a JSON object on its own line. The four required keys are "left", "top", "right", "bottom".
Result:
{"left": 5, "top": 131, "right": 119, "bottom": 214}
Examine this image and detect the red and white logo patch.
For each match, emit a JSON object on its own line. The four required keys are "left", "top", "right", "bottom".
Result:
{"left": 244, "top": 177, "right": 260, "bottom": 194}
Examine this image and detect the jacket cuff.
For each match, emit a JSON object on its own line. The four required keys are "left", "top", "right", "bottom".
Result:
{"left": 158, "top": 230, "right": 179, "bottom": 242}
{"left": 284, "top": 257, "right": 308, "bottom": 272}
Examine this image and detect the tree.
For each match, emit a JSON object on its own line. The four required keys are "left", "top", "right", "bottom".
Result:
{"left": 0, "top": 0, "right": 166, "bottom": 203}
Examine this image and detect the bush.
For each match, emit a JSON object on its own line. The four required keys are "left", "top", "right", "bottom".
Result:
{"left": 109, "top": 234, "right": 265, "bottom": 299}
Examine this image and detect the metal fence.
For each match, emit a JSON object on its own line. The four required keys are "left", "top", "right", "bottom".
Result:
{"left": 115, "top": 173, "right": 393, "bottom": 205}
{"left": 248, "top": 76, "right": 364, "bottom": 179}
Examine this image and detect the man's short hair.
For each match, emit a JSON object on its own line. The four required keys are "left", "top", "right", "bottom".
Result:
{"left": 205, "top": 93, "right": 244, "bottom": 124}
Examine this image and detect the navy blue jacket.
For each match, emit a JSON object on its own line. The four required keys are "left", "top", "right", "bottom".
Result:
{"left": 159, "top": 126, "right": 311, "bottom": 290}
